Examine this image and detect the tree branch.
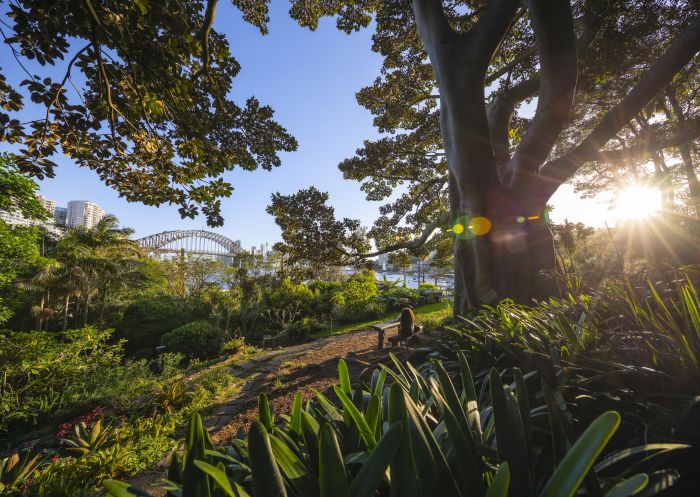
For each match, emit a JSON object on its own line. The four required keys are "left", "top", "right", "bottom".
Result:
{"left": 355, "top": 212, "right": 449, "bottom": 259}
{"left": 193, "top": 0, "right": 219, "bottom": 80}
{"left": 582, "top": 121, "right": 700, "bottom": 164}
{"left": 501, "top": 0, "right": 577, "bottom": 189}
{"left": 540, "top": 15, "right": 700, "bottom": 190}
{"left": 485, "top": 45, "right": 537, "bottom": 85}
{"left": 411, "top": 0, "right": 454, "bottom": 55}
{"left": 468, "top": 0, "right": 520, "bottom": 66}
{"left": 486, "top": 13, "right": 600, "bottom": 168}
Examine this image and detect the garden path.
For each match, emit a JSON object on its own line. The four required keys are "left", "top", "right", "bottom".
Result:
{"left": 128, "top": 326, "right": 428, "bottom": 495}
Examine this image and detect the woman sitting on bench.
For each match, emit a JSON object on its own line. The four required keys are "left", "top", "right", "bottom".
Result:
{"left": 388, "top": 307, "right": 416, "bottom": 346}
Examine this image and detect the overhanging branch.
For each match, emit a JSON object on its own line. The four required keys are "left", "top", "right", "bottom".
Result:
{"left": 354, "top": 212, "right": 449, "bottom": 259}
{"left": 540, "top": 15, "right": 700, "bottom": 191}
{"left": 578, "top": 121, "right": 700, "bottom": 164}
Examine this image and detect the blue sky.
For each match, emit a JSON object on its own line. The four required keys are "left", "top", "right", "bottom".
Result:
{"left": 0, "top": 3, "right": 608, "bottom": 249}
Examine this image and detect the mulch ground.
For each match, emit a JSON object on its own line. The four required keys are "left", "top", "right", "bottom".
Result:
{"left": 212, "top": 329, "right": 385, "bottom": 442}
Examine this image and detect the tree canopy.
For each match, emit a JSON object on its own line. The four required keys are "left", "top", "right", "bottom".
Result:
{"left": 0, "top": 0, "right": 296, "bottom": 226}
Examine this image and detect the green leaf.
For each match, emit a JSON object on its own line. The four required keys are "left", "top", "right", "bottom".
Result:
{"left": 301, "top": 412, "right": 320, "bottom": 474}
{"left": 193, "top": 460, "right": 242, "bottom": 497}
{"left": 319, "top": 423, "right": 350, "bottom": 497}
{"left": 594, "top": 444, "right": 690, "bottom": 472}
{"left": 290, "top": 391, "right": 303, "bottom": 435}
{"left": 365, "top": 394, "right": 381, "bottom": 439}
{"left": 269, "top": 434, "right": 316, "bottom": 497}
{"left": 334, "top": 385, "right": 377, "bottom": 449}
{"left": 350, "top": 422, "right": 402, "bottom": 497}
{"left": 183, "top": 413, "right": 211, "bottom": 497}
{"left": 338, "top": 358, "right": 352, "bottom": 396}
{"left": 541, "top": 378, "right": 570, "bottom": 464}
{"left": 248, "top": 421, "right": 288, "bottom": 497}
{"left": 388, "top": 383, "right": 419, "bottom": 497}
{"left": 539, "top": 411, "right": 621, "bottom": 497}
{"left": 486, "top": 463, "right": 511, "bottom": 497}
{"left": 373, "top": 368, "right": 387, "bottom": 397}
{"left": 434, "top": 386, "right": 483, "bottom": 496}
{"left": 104, "top": 480, "right": 154, "bottom": 497}
{"left": 603, "top": 474, "right": 648, "bottom": 497}
{"left": 489, "top": 368, "right": 532, "bottom": 497}
{"left": 458, "top": 351, "right": 478, "bottom": 404}
{"left": 459, "top": 352, "right": 482, "bottom": 438}
{"left": 314, "top": 390, "right": 344, "bottom": 422}
{"left": 259, "top": 393, "right": 274, "bottom": 431}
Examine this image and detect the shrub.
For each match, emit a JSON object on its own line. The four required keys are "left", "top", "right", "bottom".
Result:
{"left": 417, "top": 282, "right": 443, "bottom": 304}
{"left": 380, "top": 286, "right": 419, "bottom": 310}
{"left": 109, "top": 357, "right": 682, "bottom": 497}
{"left": 0, "top": 327, "right": 124, "bottom": 431}
{"left": 117, "top": 296, "right": 185, "bottom": 353}
{"left": 160, "top": 321, "right": 225, "bottom": 360}
{"left": 285, "top": 317, "right": 325, "bottom": 343}
{"left": 336, "top": 269, "right": 379, "bottom": 314}
{"left": 262, "top": 278, "right": 314, "bottom": 313}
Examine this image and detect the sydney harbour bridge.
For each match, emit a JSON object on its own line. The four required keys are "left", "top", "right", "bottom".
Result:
{"left": 136, "top": 230, "right": 243, "bottom": 261}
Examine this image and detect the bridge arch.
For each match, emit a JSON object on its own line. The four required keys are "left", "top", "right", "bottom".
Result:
{"left": 137, "top": 230, "right": 242, "bottom": 256}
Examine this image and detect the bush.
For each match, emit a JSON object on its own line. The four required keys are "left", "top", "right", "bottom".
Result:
{"left": 117, "top": 296, "right": 185, "bottom": 354}
{"left": 284, "top": 317, "right": 325, "bottom": 344}
{"left": 0, "top": 327, "right": 177, "bottom": 434}
{"left": 417, "top": 282, "right": 443, "bottom": 304}
{"left": 338, "top": 300, "right": 386, "bottom": 323}
{"left": 112, "top": 358, "right": 681, "bottom": 497}
{"left": 160, "top": 321, "right": 225, "bottom": 360}
{"left": 336, "top": 269, "right": 379, "bottom": 313}
{"left": 380, "top": 286, "right": 419, "bottom": 311}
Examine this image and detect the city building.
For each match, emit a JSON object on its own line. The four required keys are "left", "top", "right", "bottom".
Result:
{"left": 1, "top": 194, "right": 108, "bottom": 236}
{"left": 37, "top": 195, "right": 56, "bottom": 215}
{"left": 67, "top": 200, "right": 106, "bottom": 228}
{"left": 54, "top": 207, "right": 67, "bottom": 226}
{"left": 0, "top": 196, "right": 64, "bottom": 237}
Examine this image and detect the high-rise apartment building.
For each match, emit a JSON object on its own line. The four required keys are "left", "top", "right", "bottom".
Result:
{"left": 67, "top": 201, "right": 106, "bottom": 229}
{"left": 54, "top": 207, "right": 67, "bottom": 226}
{"left": 0, "top": 194, "right": 64, "bottom": 237}
{"left": 37, "top": 195, "right": 56, "bottom": 215}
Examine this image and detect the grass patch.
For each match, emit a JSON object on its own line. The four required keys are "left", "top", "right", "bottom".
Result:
{"left": 414, "top": 300, "right": 451, "bottom": 315}
{"left": 312, "top": 300, "right": 452, "bottom": 338}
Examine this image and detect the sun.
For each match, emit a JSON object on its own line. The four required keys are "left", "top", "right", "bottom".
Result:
{"left": 614, "top": 185, "right": 662, "bottom": 221}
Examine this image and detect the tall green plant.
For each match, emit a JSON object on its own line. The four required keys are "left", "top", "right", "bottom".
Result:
{"left": 107, "top": 355, "right": 682, "bottom": 497}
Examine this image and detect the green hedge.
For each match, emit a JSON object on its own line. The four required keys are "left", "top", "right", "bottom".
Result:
{"left": 161, "top": 321, "right": 226, "bottom": 360}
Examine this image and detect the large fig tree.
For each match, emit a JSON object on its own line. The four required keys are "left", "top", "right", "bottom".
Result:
{"left": 269, "top": 0, "right": 700, "bottom": 315}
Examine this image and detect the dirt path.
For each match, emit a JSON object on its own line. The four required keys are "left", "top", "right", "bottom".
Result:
{"left": 206, "top": 328, "right": 388, "bottom": 443}
{"left": 127, "top": 326, "right": 437, "bottom": 494}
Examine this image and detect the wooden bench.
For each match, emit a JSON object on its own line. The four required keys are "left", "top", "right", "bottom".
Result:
{"left": 372, "top": 321, "right": 400, "bottom": 350}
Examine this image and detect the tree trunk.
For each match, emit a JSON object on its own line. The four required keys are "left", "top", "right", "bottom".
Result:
{"left": 63, "top": 294, "right": 70, "bottom": 331}
{"left": 98, "top": 287, "right": 108, "bottom": 328}
{"left": 438, "top": 55, "right": 555, "bottom": 315}
{"left": 650, "top": 150, "right": 674, "bottom": 210}
{"left": 82, "top": 285, "right": 90, "bottom": 326}
{"left": 36, "top": 292, "right": 45, "bottom": 331}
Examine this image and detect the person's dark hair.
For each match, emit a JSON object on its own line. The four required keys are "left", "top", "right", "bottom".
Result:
{"left": 400, "top": 307, "right": 416, "bottom": 336}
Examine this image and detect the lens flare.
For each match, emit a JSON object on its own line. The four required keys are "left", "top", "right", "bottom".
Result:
{"left": 453, "top": 223, "right": 465, "bottom": 235}
{"left": 469, "top": 216, "right": 492, "bottom": 236}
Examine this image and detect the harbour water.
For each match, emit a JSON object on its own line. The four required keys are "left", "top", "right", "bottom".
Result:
{"left": 375, "top": 271, "right": 454, "bottom": 290}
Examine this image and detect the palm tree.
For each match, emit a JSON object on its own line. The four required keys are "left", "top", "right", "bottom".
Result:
{"left": 22, "top": 215, "right": 142, "bottom": 329}
{"left": 61, "top": 215, "right": 140, "bottom": 326}
{"left": 20, "top": 261, "right": 87, "bottom": 330}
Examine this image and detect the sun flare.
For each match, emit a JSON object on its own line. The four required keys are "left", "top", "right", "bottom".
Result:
{"left": 614, "top": 185, "right": 662, "bottom": 221}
